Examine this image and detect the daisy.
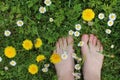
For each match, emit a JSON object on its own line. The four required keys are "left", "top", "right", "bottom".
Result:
{"left": 17, "top": 20, "right": 24, "bottom": 27}
{"left": 42, "top": 67, "right": 48, "bottom": 72}
{"left": 111, "top": 44, "right": 114, "bottom": 48}
{"left": 4, "top": 66, "right": 9, "bottom": 71}
{"left": 74, "top": 31, "right": 80, "bottom": 37}
{"left": 88, "top": 21, "right": 93, "bottom": 26}
{"left": 61, "top": 53, "right": 68, "bottom": 60}
{"left": 107, "top": 20, "right": 114, "bottom": 26}
{"left": 78, "top": 41, "right": 84, "bottom": 47}
{"left": 0, "top": 57, "right": 2, "bottom": 62}
{"left": 72, "top": 72, "right": 81, "bottom": 79}
{"left": 105, "top": 29, "right": 111, "bottom": 34}
{"left": 75, "top": 24, "right": 81, "bottom": 30}
{"left": 44, "top": 0, "right": 52, "bottom": 6}
{"left": 72, "top": 53, "right": 77, "bottom": 59}
{"left": 74, "top": 64, "right": 81, "bottom": 70}
{"left": 49, "top": 18, "right": 54, "bottom": 22}
{"left": 39, "top": 6, "right": 46, "bottom": 14}
{"left": 109, "top": 13, "right": 116, "bottom": 21}
{"left": 10, "top": 60, "right": 16, "bottom": 66}
{"left": 44, "top": 64, "right": 50, "bottom": 68}
{"left": 4, "top": 30, "right": 11, "bottom": 37}
{"left": 98, "top": 13, "right": 105, "bottom": 20}
{"left": 68, "top": 30, "right": 74, "bottom": 36}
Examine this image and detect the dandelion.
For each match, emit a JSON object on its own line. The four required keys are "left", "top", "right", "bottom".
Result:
{"left": 35, "top": 38, "right": 42, "bottom": 48}
{"left": 22, "top": 39, "right": 33, "bottom": 50}
{"left": 61, "top": 53, "right": 68, "bottom": 60}
{"left": 107, "top": 20, "right": 114, "bottom": 26}
{"left": 78, "top": 41, "right": 84, "bottom": 47}
{"left": 36, "top": 55, "right": 46, "bottom": 62}
{"left": 75, "top": 24, "right": 81, "bottom": 30}
{"left": 4, "top": 46, "right": 16, "bottom": 58}
{"left": 44, "top": 64, "right": 50, "bottom": 68}
{"left": 10, "top": 60, "right": 16, "bottom": 66}
{"left": 75, "top": 64, "right": 81, "bottom": 70}
{"left": 0, "top": 57, "right": 2, "bottom": 62}
{"left": 50, "top": 53, "right": 61, "bottom": 64}
{"left": 4, "top": 30, "right": 11, "bottom": 37}
{"left": 4, "top": 66, "right": 9, "bottom": 71}
{"left": 44, "top": 0, "right": 52, "bottom": 6}
{"left": 28, "top": 64, "right": 38, "bottom": 75}
{"left": 49, "top": 18, "right": 54, "bottom": 22}
{"left": 42, "top": 67, "right": 48, "bottom": 72}
{"left": 68, "top": 30, "right": 74, "bottom": 36}
{"left": 105, "top": 29, "right": 111, "bottom": 34}
{"left": 98, "top": 13, "right": 105, "bottom": 20}
{"left": 17, "top": 20, "right": 24, "bottom": 27}
{"left": 82, "top": 9, "right": 95, "bottom": 21}
{"left": 39, "top": 6, "right": 46, "bottom": 14}
{"left": 109, "top": 13, "right": 116, "bottom": 21}
{"left": 111, "top": 44, "right": 114, "bottom": 48}
{"left": 74, "top": 31, "right": 80, "bottom": 37}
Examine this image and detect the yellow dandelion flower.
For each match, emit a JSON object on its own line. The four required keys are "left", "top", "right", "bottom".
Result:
{"left": 35, "top": 38, "right": 42, "bottom": 48}
{"left": 22, "top": 39, "right": 33, "bottom": 50}
{"left": 28, "top": 64, "right": 38, "bottom": 75}
{"left": 36, "top": 55, "right": 46, "bottom": 62}
{"left": 4, "top": 46, "right": 16, "bottom": 58}
{"left": 82, "top": 9, "right": 95, "bottom": 21}
{"left": 50, "top": 53, "right": 61, "bottom": 64}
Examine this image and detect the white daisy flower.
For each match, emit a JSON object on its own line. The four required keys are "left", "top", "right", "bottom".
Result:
{"left": 74, "top": 64, "right": 81, "bottom": 70}
{"left": 72, "top": 72, "right": 81, "bottom": 79}
{"left": 88, "top": 21, "right": 93, "bottom": 26}
{"left": 111, "top": 44, "right": 114, "bottom": 48}
{"left": 61, "top": 52, "right": 68, "bottom": 60}
{"left": 76, "top": 57, "right": 82, "bottom": 62}
{"left": 4, "top": 30, "right": 11, "bottom": 37}
{"left": 107, "top": 20, "right": 114, "bottom": 26}
{"left": 39, "top": 6, "right": 46, "bottom": 14}
{"left": 44, "top": 64, "right": 50, "bottom": 68}
{"left": 44, "top": 0, "right": 52, "bottom": 6}
{"left": 49, "top": 18, "right": 54, "bottom": 22}
{"left": 74, "top": 31, "right": 80, "bottom": 37}
{"left": 68, "top": 30, "right": 74, "bottom": 36}
{"left": 109, "top": 13, "right": 116, "bottom": 21}
{"left": 10, "top": 60, "right": 16, "bottom": 66}
{"left": 105, "top": 29, "right": 111, "bottom": 34}
{"left": 98, "top": 13, "right": 105, "bottom": 20}
{"left": 42, "top": 67, "right": 48, "bottom": 72}
{"left": 75, "top": 24, "right": 81, "bottom": 30}
{"left": 78, "top": 41, "right": 84, "bottom": 47}
{"left": 0, "top": 57, "right": 2, "bottom": 62}
{"left": 72, "top": 53, "right": 77, "bottom": 59}
{"left": 17, "top": 20, "right": 24, "bottom": 27}
{"left": 4, "top": 66, "right": 9, "bottom": 71}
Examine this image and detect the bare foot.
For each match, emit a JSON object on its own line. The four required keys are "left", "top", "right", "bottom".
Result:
{"left": 54, "top": 36, "right": 74, "bottom": 80}
{"left": 81, "top": 34, "right": 104, "bottom": 80}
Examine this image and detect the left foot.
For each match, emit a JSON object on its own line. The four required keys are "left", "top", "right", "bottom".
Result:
{"left": 53, "top": 36, "right": 74, "bottom": 80}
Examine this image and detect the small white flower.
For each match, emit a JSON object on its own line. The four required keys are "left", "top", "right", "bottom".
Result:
{"left": 75, "top": 24, "right": 81, "bottom": 30}
{"left": 39, "top": 6, "right": 46, "bottom": 14}
{"left": 17, "top": 20, "right": 24, "bottom": 27}
{"left": 10, "top": 60, "right": 16, "bottom": 66}
{"left": 0, "top": 57, "right": 2, "bottom": 62}
{"left": 4, "top": 30, "right": 11, "bottom": 37}
{"left": 107, "top": 20, "right": 114, "bottom": 26}
{"left": 42, "top": 67, "right": 48, "bottom": 72}
{"left": 61, "top": 53, "right": 68, "bottom": 60}
{"left": 44, "top": 0, "right": 52, "bottom": 6}
{"left": 74, "top": 64, "right": 81, "bottom": 70}
{"left": 109, "top": 13, "right": 116, "bottom": 21}
{"left": 76, "top": 57, "right": 82, "bottom": 62}
{"left": 72, "top": 72, "right": 81, "bottom": 79}
{"left": 111, "top": 44, "right": 114, "bottom": 48}
{"left": 49, "top": 18, "right": 54, "bottom": 22}
{"left": 68, "top": 30, "right": 74, "bottom": 36}
{"left": 4, "top": 66, "right": 9, "bottom": 71}
{"left": 105, "top": 29, "right": 111, "bottom": 34}
{"left": 74, "top": 31, "right": 80, "bottom": 37}
{"left": 88, "top": 21, "right": 93, "bottom": 26}
{"left": 72, "top": 53, "right": 77, "bottom": 59}
{"left": 44, "top": 64, "right": 50, "bottom": 68}
{"left": 98, "top": 13, "right": 105, "bottom": 20}
{"left": 78, "top": 41, "right": 84, "bottom": 47}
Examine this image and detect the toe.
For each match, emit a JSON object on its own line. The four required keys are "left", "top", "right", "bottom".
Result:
{"left": 89, "top": 34, "right": 94, "bottom": 47}
{"left": 81, "top": 34, "right": 89, "bottom": 43}
{"left": 93, "top": 36, "right": 97, "bottom": 46}
{"left": 62, "top": 37, "right": 67, "bottom": 50}
{"left": 96, "top": 40, "right": 101, "bottom": 52}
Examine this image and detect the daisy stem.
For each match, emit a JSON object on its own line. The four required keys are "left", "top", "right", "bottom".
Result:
{"left": 68, "top": 0, "right": 71, "bottom": 8}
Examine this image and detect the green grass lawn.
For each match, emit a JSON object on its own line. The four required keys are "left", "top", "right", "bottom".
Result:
{"left": 0, "top": 0, "right": 120, "bottom": 80}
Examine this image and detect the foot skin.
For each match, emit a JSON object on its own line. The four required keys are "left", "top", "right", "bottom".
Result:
{"left": 81, "top": 34, "right": 104, "bottom": 80}
{"left": 54, "top": 36, "right": 74, "bottom": 80}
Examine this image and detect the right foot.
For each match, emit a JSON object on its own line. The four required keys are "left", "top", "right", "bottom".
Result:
{"left": 81, "top": 34, "right": 104, "bottom": 80}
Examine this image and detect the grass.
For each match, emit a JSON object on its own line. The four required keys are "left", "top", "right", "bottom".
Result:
{"left": 0, "top": 0, "right": 120, "bottom": 80}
